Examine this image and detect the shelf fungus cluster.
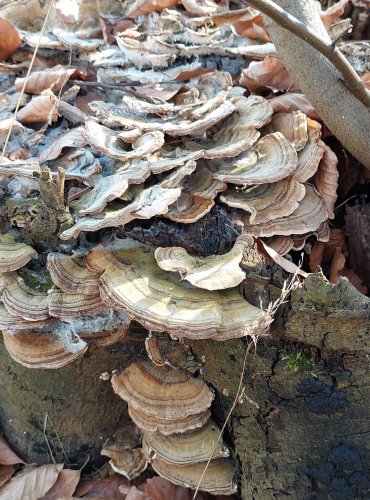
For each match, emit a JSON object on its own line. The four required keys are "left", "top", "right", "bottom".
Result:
{"left": 110, "top": 360, "right": 236, "bottom": 495}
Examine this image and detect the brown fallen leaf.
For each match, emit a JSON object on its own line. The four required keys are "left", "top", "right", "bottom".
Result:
{"left": 15, "top": 65, "right": 85, "bottom": 94}
{"left": 240, "top": 56, "right": 295, "bottom": 93}
{"left": 309, "top": 228, "right": 346, "bottom": 273}
{"left": 76, "top": 92, "right": 106, "bottom": 114}
{"left": 0, "top": 436, "right": 24, "bottom": 465}
{"left": 125, "top": 485, "right": 151, "bottom": 499}
{"left": 133, "top": 85, "right": 182, "bottom": 101}
{"left": 99, "top": 13, "right": 136, "bottom": 44}
{"left": 55, "top": 0, "right": 80, "bottom": 24}
{"left": 40, "top": 468, "right": 81, "bottom": 499}
{"left": 0, "top": 18, "right": 22, "bottom": 62}
{"left": 126, "top": 0, "right": 180, "bottom": 18}
{"left": 0, "top": 465, "right": 15, "bottom": 487}
{"left": 260, "top": 241, "right": 308, "bottom": 277}
{"left": 315, "top": 143, "right": 339, "bottom": 219}
{"left": 268, "top": 93, "right": 320, "bottom": 120}
{"left": 143, "top": 476, "right": 231, "bottom": 500}
{"left": 341, "top": 266, "right": 368, "bottom": 295}
{"left": 17, "top": 93, "right": 58, "bottom": 124}
{"left": 212, "top": 7, "right": 269, "bottom": 41}
{"left": 320, "top": 0, "right": 349, "bottom": 31}
{"left": 74, "top": 476, "right": 131, "bottom": 498}
{"left": 361, "top": 72, "right": 370, "bottom": 89}
{"left": 0, "top": 464, "right": 63, "bottom": 500}
{"left": 329, "top": 246, "right": 346, "bottom": 284}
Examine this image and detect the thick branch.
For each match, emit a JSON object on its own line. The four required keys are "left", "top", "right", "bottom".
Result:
{"left": 252, "top": 0, "right": 370, "bottom": 170}
{"left": 243, "top": 0, "right": 370, "bottom": 108}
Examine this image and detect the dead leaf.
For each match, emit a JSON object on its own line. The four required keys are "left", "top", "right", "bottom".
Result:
{"left": 133, "top": 85, "right": 181, "bottom": 101}
{"left": 240, "top": 56, "right": 295, "bottom": 93}
{"left": 76, "top": 92, "right": 106, "bottom": 114}
{"left": 55, "top": 0, "right": 80, "bottom": 24}
{"left": 126, "top": 0, "right": 180, "bottom": 18}
{"left": 212, "top": 7, "right": 269, "bottom": 41}
{"left": 99, "top": 14, "right": 136, "bottom": 45}
{"left": 175, "top": 67, "right": 212, "bottom": 82}
{"left": 125, "top": 485, "right": 151, "bottom": 499}
{"left": 320, "top": 0, "right": 349, "bottom": 31}
{"left": 41, "top": 468, "right": 81, "bottom": 499}
{"left": 361, "top": 72, "right": 370, "bottom": 89}
{"left": 0, "top": 464, "right": 63, "bottom": 500}
{"left": 315, "top": 143, "right": 339, "bottom": 219}
{"left": 17, "top": 94, "right": 58, "bottom": 124}
{"left": 0, "top": 465, "right": 15, "bottom": 487}
{"left": 0, "top": 436, "right": 24, "bottom": 465}
{"left": 15, "top": 65, "right": 85, "bottom": 94}
{"left": 341, "top": 266, "right": 368, "bottom": 295}
{"left": 0, "top": 18, "right": 22, "bottom": 62}
{"left": 268, "top": 93, "right": 320, "bottom": 120}
{"left": 144, "top": 477, "right": 193, "bottom": 500}
{"left": 260, "top": 241, "right": 308, "bottom": 277}
{"left": 74, "top": 476, "right": 131, "bottom": 498}
{"left": 309, "top": 228, "right": 346, "bottom": 273}
{"left": 329, "top": 246, "right": 346, "bottom": 284}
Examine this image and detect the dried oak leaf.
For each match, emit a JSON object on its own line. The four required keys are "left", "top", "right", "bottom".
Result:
{"left": 15, "top": 65, "right": 85, "bottom": 94}
{"left": 41, "top": 468, "right": 81, "bottom": 499}
{"left": 315, "top": 143, "right": 339, "bottom": 219}
{"left": 0, "top": 464, "right": 63, "bottom": 500}
{"left": 76, "top": 91, "right": 106, "bottom": 114}
{"left": 126, "top": 0, "right": 180, "bottom": 18}
{"left": 329, "top": 246, "right": 346, "bottom": 284}
{"left": 0, "top": 18, "right": 21, "bottom": 61}
{"left": 74, "top": 476, "right": 131, "bottom": 498}
{"left": 0, "top": 465, "right": 15, "bottom": 488}
{"left": 0, "top": 436, "right": 24, "bottom": 465}
{"left": 268, "top": 93, "right": 319, "bottom": 120}
{"left": 17, "top": 93, "right": 58, "bottom": 124}
{"left": 240, "top": 56, "right": 295, "bottom": 93}
{"left": 320, "top": 0, "right": 349, "bottom": 31}
{"left": 361, "top": 72, "right": 370, "bottom": 89}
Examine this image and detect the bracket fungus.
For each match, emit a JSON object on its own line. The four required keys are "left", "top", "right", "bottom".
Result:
{"left": 154, "top": 234, "right": 253, "bottom": 290}
{"left": 0, "top": 234, "right": 37, "bottom": 272}
{"left": 85, "top": 238, "right": 271, "bottom": 339}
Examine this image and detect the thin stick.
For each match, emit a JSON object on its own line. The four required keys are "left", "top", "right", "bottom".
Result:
{"left": 0, "top": 0, "right": 55, "bottom": 162}
{"left": 242, "top": 0, "right": 370, "bottom": 108}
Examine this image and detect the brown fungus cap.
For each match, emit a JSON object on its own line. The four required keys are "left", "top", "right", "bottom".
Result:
{"left": 47, "top": 253, "right": 100, "bottom": 295}
{"left": 88, "top": 239, "right": 271, "bottom": 339}
{"left": 142, "top": 420, "right": 229, "bottom": 465}
{"left": 266, "top": 111, "right": 308, "bottom": 151}
{"left": 48, "top": 289, "right": 106, "bottom": 319}
{"left": 2, "top": 330, "right": 87, "bottom": 369}
{"left": 213, "top": 132, "right": 298, "bottom": 185}
{"left": 129, "top": 406, "right": 211, "bottom": 436}
{"left": 220, "top": 178, "right": 305, "bottom": 225}
{"left": 237, "top": 184, "right": 328, "bottom": 237}
{"left": 0, "top": 302, "right": 54, "bottom": 331}
{"left": 293, "top": 118, "right": 325, "bottom": 182}
{"left": 0, "top": 234, "right": 36, "bottom": 272}
{"left": 111, "top": 361, "right": 214, "bottom": 421}
{"left": 150, "top": 457, "right": 236, "bottom": 496}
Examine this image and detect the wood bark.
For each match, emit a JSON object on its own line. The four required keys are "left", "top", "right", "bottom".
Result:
{"left": 1, "top": 275, "right": 369, "bottom": 498}
{"left": 264, "top": 0, "right": 370, "bottom": 169}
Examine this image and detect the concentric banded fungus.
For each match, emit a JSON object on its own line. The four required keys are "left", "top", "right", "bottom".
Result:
{"left": 166, "top": 191, "right": 215, "bottom": 223}
{"left": 213, "top": 132, "right": 298, "bottom": 185}
{"left": 149, "top": 457, "right": 236, "bottom": 495}
{"left": 48, "top": 289, "right": 105, "bottom": 318}
{"left": 183, "top": 162, "right": 226, "bottom": 199}
{"left": 220, "top": 179, "right": 306, "bottom": 225}
{"left": 47, "top": 253, "right": 100, "bottom": 295}
{"left": 2, "top": 330, "right": 87, "bottom": 369}
{"left": 0, "top": 303, "right": 54, "bottom": 331}
{"left": 0, "top": 234, "right": 36, "bottom": 272}
{"left": 142, "top": 420, "right": 228, "bottom": 464}
{"left": 1, "top": 274, "right": 50, "bottom": 321}
{"left": 84, "top": 121, "right": 165, "bottom": 160}
{"left": 293, "top": 118, "right": 325, "bottom": 182}
{"left": 154, "top": 234, "right": 253, "bottom": 290}
{"left": 129, "top": 406, "right": 211, "bottom": 435}
{"left": 70, "top": 175, "right": 130, "bottom": 216}
{"left": 86, "top": 239, "right": 270, "bottom": 339}
{"left": 238, "top": 184, "right": 328, "bottom": 237}
{"left": 112, "top": 362, "right": 214, "bottom": 422}
{"left": 266, "top": 111, "right": 308, "bottom": 151}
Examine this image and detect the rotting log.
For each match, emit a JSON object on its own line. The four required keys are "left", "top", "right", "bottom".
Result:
{"left": 1, "top": 274, "right": 369, "bottom": 497}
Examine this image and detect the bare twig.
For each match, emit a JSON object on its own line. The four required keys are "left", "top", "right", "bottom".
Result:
{"left": 242, "top": 0, "right": 370, "bottom": 108}
{"left": 0, "top": 0, "right": 55, "bottom": 162}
